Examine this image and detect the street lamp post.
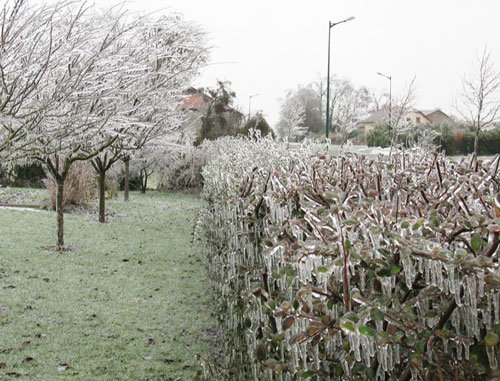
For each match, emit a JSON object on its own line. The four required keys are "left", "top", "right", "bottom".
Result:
{"left": 248, "top": 93, "right": 259, "bottom": 120}
{"left": 325, "top": 16, "right": 355, "bottom": 141}
{"left": 377, "top": 72, "right": 392, "bottom": 136}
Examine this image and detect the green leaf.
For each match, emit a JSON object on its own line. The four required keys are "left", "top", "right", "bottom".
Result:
{"left": 344, "top": 312, "right": 360, "bottom": 323}
{"left": 293, "top": 299, "right": 300, "bottom": 310}
{"left": 494, "top": 324, "right": 500, "bottom": 336}
{"left": 425, "top": 310, "right": 438, "bottom": 318}
{"left": 327, "top": 299, "right": 334, "bottom": 310}
{"left": 392, "top": 331, "right": 405, "bottom": 342}
{"left": 471, "top": 235, "right": 484, "bottom": 252}
{"left": 345, "top": 239, "right": 351, "bottom": 254}
{"left": 485, "top": 331, "right": 499, "bottom": 347}
{"left": 416, "top": 340, "right": 426, "bottom": 353}
{"left": 344, "top": 220, "right": 357, "bottom": 226}
{"left": 401, "top": 221, "right": 410, "bottom": 229}
{"left": 316, "top": 266, "right": 328, "bottom": 273}
{"left": 370, "top": 308, "right": 384, "bottom": 322}
{"left": 359, "top": 325, "right": 375, "bottom": 337}
{"left": 390, "top": 264, "right": 401, "bottom": 275}
{"left": 341, "top": 321, "right": 355, "bottom": 332}
{"left": 244, "top": 317, "right": 252, "bottom": 328}
{"left": 263, "top": 239, "right": 273, "bottom": 247}
{"left": 377, "top": 267, "right": 391, "bottom": 277}
{"left": 301, "top": 370, "right": 316, "bottom": 378}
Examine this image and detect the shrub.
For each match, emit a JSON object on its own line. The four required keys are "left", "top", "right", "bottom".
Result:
{"left": 366, "top": 124, "right": 391, "bottom": 148}
{"left": 44, "top": 160, "right": 97, "bottom": 210}
{"left": 239, "top": 114, "right": 275, "bottom": 139}
{"left": 157, "top": 144, "right": 213, "bottom": 190}
{"left": 199, "top": 138, "right": 500, "bottom": 380}
{"left": 10, "top": 163, "right": 46, "bottom": 188}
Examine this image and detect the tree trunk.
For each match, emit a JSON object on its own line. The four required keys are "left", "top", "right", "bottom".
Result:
{"left": 474, "top": 128, "right": 479, "bottom": 156}
{"left": 124, "top": 157, "right": 130, "bottom": 201}
{"left": 98, "top": 170, "right": 106, "bottom": 223}
{"left": 141, "top": 170, "right": 147, "bottom": 194}
{"left": 56, "top": 179, "right": 65, "bottom": 249}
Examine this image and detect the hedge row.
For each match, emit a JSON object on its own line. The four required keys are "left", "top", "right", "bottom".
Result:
{"left": 367, "top": 125, "right": 500, "bottom": 156}
{"left": 199, "top": 137, "right": 500, "bottom": 380}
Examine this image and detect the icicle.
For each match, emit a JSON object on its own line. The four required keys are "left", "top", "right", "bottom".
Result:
{"left": 352, "top": 333, "right": 361, "bottom": 362}
{"left": 494, "top": 293, "right": 500, "bottom": 324}
{"left": 447, "top": 262, "right": 455, "bottom": 294}
{"left": 454, "top": 278, "right": 462, "bottom": 307}
{"left": 402, "top": 252, "right": 413, "bottom": 289}
{"left": 456, "top": 339, "right": 462, "bottom": 360}
{"left": 379, "top": 345, "right": 388, "bottom": 372}
{"left": 387, "top": 344, "right": 394, "bottom": 371}
{"left": 394, "top": 343, "right": 400, "bottom": 364}
{"left": 410, "top": 365, "right": 418, "bottom": 381}
{"left": 486, "top": 346, "right": 498, "bottom": 371}
{"left": 477, "top": 271, "right": 485, "bottom": 298}
{"left": 464, "top": 340, "right": 470, "bottom": 361}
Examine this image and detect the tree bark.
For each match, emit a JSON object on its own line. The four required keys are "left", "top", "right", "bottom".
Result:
{"left": 56, "top": 179, "right": 65, "bottom": 249}
{"left": 141, "top": 169, "right": 147, "bottom": 194}
{"left": 474, "top": 128, "right": 479, "bottom": 155}
{"left": 124, "top": 157, "right": 130, "bottom": 201}
{"left": 98, "top": 169, "right": 106, "bottom": 223}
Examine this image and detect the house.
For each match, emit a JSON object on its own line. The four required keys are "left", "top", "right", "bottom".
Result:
{"left": 358, "top": 107, "right": 454, "bottom": 136}
{"left": 178, "top": 87, "right": 242, "bottom": 144}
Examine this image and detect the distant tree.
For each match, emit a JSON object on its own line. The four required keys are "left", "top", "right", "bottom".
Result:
{"left": 240, "top": 113, "right": 275, "bottom": 138}
{"left": 328, "top": 80, "right": 372, "bottom": 146}
{"left": 454, "top": 47, "right": 500, "bottom": 155}
{"left": 276, "top": 92, "right": 307, "bottom": 146}
{"left": 195, "top": 81, "right": 242, "bottom": 145}
{"left": 291, "top": 86, "right": 323, "bottom": 134}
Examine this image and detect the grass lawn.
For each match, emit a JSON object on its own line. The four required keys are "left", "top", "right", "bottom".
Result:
{"left": 0, "top": 191, "right": 213, "bottom": 380}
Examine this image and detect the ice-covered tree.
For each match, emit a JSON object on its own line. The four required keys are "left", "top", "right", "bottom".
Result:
{"left": 327, "top": 79, "right": 371, "bottom": 146}
{"left": 276, "top": 92, "right": 307, "bottom": 145}
{"left": 89, "top": 14, "right": 208, "bottom": 222}
{"left": 0, "top": 0, "right": 70, "bottom": 158}
{"left": 455, "top": 47, "right": 500, "bottom": 155}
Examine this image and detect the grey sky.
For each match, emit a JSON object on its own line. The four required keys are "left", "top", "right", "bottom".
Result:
{"left": 99, "top": 0, "right": 499, "bottom": 126}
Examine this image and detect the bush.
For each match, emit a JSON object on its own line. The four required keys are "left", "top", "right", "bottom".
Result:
{"left": 366, "top": 124, "right": 391, "bottom": 148}
{"left": 199, "top": 138, "right": 500, "bottom": 380}
{"left": 44, "top": 160, "right": 97, "bottom": 210}
{"left": 9, "top": 163, "right": 46, "bottom": 188}
{"left": 239, "top": 114, "right": 275, "bottom": 139}
{"left": 157, "top": 144, "right": 213, "bottom": 190}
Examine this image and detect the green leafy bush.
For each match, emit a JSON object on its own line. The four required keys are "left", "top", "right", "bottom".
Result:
{"left": 441, "top": 127, "right": 500, "bottom": 155}
{"left": 366, "top": 125, "right": 391, "bottom": 148}
{"left": 199, "top": 138, "right": 500, "bottom": 380}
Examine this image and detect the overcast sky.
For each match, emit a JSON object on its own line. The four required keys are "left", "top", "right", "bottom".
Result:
{"left": 96, "top": 0, "right": 499, "bottom": 126}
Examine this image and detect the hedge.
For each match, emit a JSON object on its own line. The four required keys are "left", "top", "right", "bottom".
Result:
{"left": 199, "top": 137, "right": 500, "bottom": 380}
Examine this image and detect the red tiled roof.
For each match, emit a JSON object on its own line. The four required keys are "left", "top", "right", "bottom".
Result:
{"left": 179, "top": 93, "right": 211, "bottom": 111}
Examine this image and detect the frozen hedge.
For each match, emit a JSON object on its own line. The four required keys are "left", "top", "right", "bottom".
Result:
{"left": 199, "top": 137, "right": 500, "bottom": 380}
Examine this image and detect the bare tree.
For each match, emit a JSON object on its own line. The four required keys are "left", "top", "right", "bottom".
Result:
{"left": 90, "top": 14, "right": 208, "bottom": 222}
{"left": 276, "top": 92, "right": 307, "bottom": 146}
{"left": 328, "top": 79, "right": 371, "bottom": 146}
{"left": 455, "top": 47, "right": 500, "bottom": 155}
{"left": 0, "top": 0, "right": 70, "bottom": 158}
{"left": 387, "top": 76, "right": 418, "bottom": 149}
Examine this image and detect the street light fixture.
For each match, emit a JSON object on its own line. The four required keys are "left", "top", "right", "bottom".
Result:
{"left": 325, "top": 16, "right": 355, "bottom": 141}
{"left": 377, "top": 72, "right": 392, "bottom": 137}
{"left": 248, "top": 93, "right": 259, "bottom": 120}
